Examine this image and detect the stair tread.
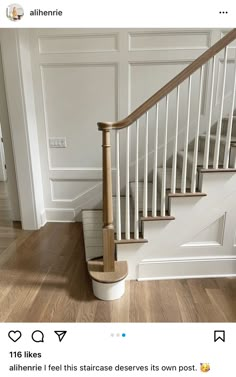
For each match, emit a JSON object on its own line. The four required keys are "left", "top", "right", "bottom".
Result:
{"left": 140, "top": 215, "right": 175, "bottom": 221}
{"left": 87, "top": 259, "right": 128, "bottom": 283}
{"left": 200, "top": 167, "right": 236, "bottom": 173}
{"left": 200, "top": 134, "right": 236, "bottom": 143}
{"left": 168, "top": 191, "right": 207, "bottom": 197}
{"left": 115, "top": 237, "right": 148, "bottom": 244}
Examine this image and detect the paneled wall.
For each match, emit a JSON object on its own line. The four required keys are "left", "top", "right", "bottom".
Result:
{"left": 29, "top": 29, "right": 234, "bottom": 222}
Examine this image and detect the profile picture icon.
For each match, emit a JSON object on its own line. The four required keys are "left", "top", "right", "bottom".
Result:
{"left": 6, "top": 4, "right": 24, "bottom": 21}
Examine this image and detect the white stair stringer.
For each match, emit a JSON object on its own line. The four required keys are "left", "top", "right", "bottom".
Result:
{"left": 117, "top": 171, "right": 236, "bottom": 280}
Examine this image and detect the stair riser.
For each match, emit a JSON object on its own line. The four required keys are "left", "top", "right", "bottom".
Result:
{"left": 198, "top": 137, "right": 225, "bottom": 163}
{"left": 177, "top": 143, "right": 225, "bottom": 184}
{"left": 230, "top": 145, "right": 236, "bottom": 168}
{"left": 211, "top": 117, "right": 236, "bottom": 137}
{"left": 130, "top": 183, "right": 168, "bottom": 213}
{"left": 177, "top": 153, "right": 194, "bottom": 183}
{"left": 157, "top": 168, "right": 191, "bottom": 191}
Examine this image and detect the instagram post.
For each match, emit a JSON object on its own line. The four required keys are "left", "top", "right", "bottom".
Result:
{"left": 0, "top": 1, "right": 236, "bottom": 375}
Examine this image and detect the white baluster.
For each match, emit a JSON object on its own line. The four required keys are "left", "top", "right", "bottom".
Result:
{"left": 171, "top": 86, "right": 180, "bottom": 193}
{"left": 152, "top": 104, "right": 159, "bottom": 216}
{"left": 161, "top": 96, "right": 169, "bottom": 216}
{"left": 134, "top": 120, "right": 140, "bottom": 239}
{"left": 203, "top": 56, "right": 216, "bottom": 169}
{"left": 143, "top": 112, "right": 149, "bottom": 217}
{"left": 223, "top": 49, "right": 236, "bottom": 168}
{"left": 125, "top": 127, "right": 130, "bottom": 239}
{"left": 191, "top": 66, "right": 204, "bottom": 192}
{"left": 115, "top": 130, "right": 121, "bottom": 240}
{"left": 213, "top": 47, "right": 228, "bottom": 168}
{"left": 181, "top": 76, "right": 192, "bottom": 193}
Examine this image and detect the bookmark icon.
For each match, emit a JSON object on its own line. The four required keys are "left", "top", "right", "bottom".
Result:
{"left": 214, "top": 330, "right": 225, "bottom": 342}
{"left": 54, "top": 331, "right": 67, "bottom": 342}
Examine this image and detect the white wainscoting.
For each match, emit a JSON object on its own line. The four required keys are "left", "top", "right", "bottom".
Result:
{"left": 29, "top": 28, "right": 231, "bottom": 222}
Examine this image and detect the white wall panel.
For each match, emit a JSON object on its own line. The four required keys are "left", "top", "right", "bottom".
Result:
{"left": 41, "top": 64, "right": 117, "bottom": 169}
{"left": 51, "top": 180, "right": 99, "bottom": 201}
{"left": 129, "top": 61, "right": 190, "bottom": 110}
{"left": 39, "top": 33, "right": 118, "bottom": 54}
{"left": 215, "top": 59, "right": 236, "bottom": 106}
{"left": 129, "top": 30, "right": 210, "bottom": 51}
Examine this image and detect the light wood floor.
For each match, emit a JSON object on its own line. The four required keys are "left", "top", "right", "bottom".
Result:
{"left": 0, "top": 187, "right": 236, "bottom": 321}
{"left": 0, "top": 181, "right": 13, "bottom": 228}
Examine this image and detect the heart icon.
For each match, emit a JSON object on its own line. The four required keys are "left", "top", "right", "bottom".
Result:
{"left": 8, "top": 330, "right": 22, "bottom": 342}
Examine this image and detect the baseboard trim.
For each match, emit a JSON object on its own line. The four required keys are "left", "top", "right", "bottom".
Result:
{"left": 137, "top": 256, "right": 236, "bottom": 281}
{"left": 45, "top": 208, "right": 75, "bottom": 222}
{"left": 40, "top": 210, "right": 47, "bottom": 227}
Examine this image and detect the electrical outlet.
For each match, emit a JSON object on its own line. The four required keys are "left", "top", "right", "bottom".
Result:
{"left": 49, "top": 137, "right": 67, "bottom": 148}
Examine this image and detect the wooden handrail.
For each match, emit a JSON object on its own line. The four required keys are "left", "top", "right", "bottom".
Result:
{"left": 98, "top": 29, "right": 236, "bottom": 131}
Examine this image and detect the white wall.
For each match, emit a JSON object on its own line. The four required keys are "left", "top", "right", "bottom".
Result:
{"left": 25, "top": 29, "right": 236, "bottom": 222}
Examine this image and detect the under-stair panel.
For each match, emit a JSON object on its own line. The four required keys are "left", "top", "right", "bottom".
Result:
{"left": 117, "top": 171, "right": 236, "bottom": 279}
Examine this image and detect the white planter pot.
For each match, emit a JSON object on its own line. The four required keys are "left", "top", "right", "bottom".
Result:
{"left": 92, "top": 278, "right": 125, "bottom": 300}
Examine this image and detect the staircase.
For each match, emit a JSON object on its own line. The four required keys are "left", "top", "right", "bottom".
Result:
{"left": 82, "top": 29, "right": 236, "bottom": 298}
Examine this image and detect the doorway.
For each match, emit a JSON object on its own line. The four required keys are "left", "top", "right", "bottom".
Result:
{"left": 0, "top": 44, "right": 21, "bottom": 227}
{"left": 0, "top": 123, "right": 11, "bottom": 226}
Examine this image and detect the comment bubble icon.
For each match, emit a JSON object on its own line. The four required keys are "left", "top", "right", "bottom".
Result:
{"left": 32, "top": 330, "right": 44, "bottom": 343}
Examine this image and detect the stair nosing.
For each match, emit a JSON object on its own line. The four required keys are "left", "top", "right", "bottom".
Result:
{"left": 140, "top": 215, "right": 175, "bottom": 221}
{"left": 115, "top": 238, "right": 148, "bottom": 244}
{"left": 200, "top": 168, "right": 236, "bottom": 173}
{"left": 168, "top": 192, "right": 207, "bottom": 198}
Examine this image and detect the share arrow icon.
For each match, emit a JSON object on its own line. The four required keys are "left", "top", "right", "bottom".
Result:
{"left": 54, "top": 331, "right": 67, "bottom": 342}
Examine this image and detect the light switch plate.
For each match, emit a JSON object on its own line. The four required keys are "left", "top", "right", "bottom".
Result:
{"left": 49, "top": 137, "right": 67, "bottom": 148}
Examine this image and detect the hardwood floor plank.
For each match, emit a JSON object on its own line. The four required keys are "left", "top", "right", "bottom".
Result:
{"left": 175, "top": 280, "right": 199, "bottom": 322}
{"left": 157, "top": 280, "right": 182, "bottom": 322}
{"left": 187, "top": 279, "right": 226, "bottom": 322}
{"left": 110, "top": 281, "right": 130, "bottom": 322}
{"left": 206, "top": 288, "right": 236, "bottom": 322}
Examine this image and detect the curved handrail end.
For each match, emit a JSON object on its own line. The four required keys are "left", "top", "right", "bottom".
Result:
{"left": 97, "top": 122, "right": 114, "bottom": 131}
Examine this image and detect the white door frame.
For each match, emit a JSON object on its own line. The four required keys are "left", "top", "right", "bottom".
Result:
{"left": 0, "top": 29, "right": 44, "bottom": 230}
{"left": 0, "top": 124, "right": 7, "bottom": 181}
